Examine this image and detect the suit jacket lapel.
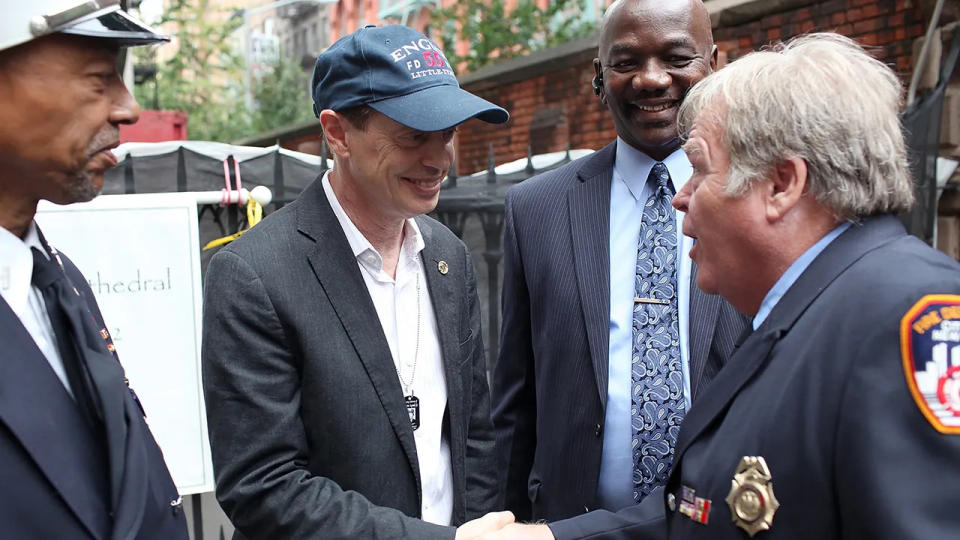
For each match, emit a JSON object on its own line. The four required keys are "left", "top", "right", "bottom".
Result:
{"left": 686, "top": 262, "right": 720, "bottom": 400}
{"left": 673, "top": 326, "right": 781, "bottom": 464}
{"left": 110, "top": 399, "right": 150, "bottom": 540}
{"left": 79, "top": 333, "right": 150, "bottom": 540}
{"left": 568, "top": 143, "right": 615, "bottom": 408}
{"left": 298, "top": 179, "right": 422, "bottom": 497}
{"left": 417, "top": 217, "right": 464, "bottom": 437}
{"left": 672, "top": 216, "right": 906, "bottom": 463}
{"left": 0, "top": 298, "right": 112, "bottom": 539}
{"left": 417, "top": 218, "right": 467, "bottom": 518}
{"left": 39, "top": 228, "right": 133, "bottom": 517}
{"left": 72, "top": 301, "right": 131, "bottom": 513}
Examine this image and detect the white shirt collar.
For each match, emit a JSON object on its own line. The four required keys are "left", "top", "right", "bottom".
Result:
{"left": 25, "top": 222, "right": 51, "bottom": 261}
{"left": 321, "top": 171, "right": 425, "bottom": 280}
{"left": 0, "top": 221, "right": 46, "bottom": 312}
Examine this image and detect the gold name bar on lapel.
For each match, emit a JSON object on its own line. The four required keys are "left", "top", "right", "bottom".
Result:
{"left": 635, "top": 297, "right": 668, "bottom": 305}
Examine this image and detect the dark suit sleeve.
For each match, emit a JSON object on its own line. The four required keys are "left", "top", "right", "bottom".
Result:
{"left": 548, "top": 487, "right": 666, "bottom": 540}
{"left": 834, "top": 313, "right": 960, "bottom": 539}
{"left": 462, "top": 248, "right": 499, "bottom": 519}
{"left": 202, "top": 249, "right": 453, "bottom": 540}
{"left": 490, "top": 193, "right": 538, "bottom": 520}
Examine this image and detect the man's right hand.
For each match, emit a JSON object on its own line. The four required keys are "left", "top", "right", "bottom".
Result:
{"left": 456, "top": 511, "right": 516, "bottom": 540}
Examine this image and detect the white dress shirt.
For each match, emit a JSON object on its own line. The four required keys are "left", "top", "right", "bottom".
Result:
{"left": 597, "top": 140, "right": 693, "bottom": 510}
{"left": 0, "top": 222, "right": 74, "bottom": 397}
{"left": 322, "top": 172, "right": 453, "bottom": 525}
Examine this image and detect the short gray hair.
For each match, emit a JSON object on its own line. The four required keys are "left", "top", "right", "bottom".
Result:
{"left": 678, "top": 33, "right": 913, "bottom": 219}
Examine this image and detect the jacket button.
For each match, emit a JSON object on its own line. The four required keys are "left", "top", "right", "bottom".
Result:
{"left": 595, "top": 423, "right": 602, "bottom": 437}
{"left": 667, "top": 493, "right": 677, "bottom": 512}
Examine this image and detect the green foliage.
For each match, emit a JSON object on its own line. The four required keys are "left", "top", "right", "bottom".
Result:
{"left": 249, "top": 56, "right": 316, "bottom": 135}
{"left": 134, "top": 0, "right": 315, "bottom": 142}
{"left": 137, "top": 0, "right": 248, "bottom": 141}
{"left": 429, "top": 0, "right": 598, "bottom": 73}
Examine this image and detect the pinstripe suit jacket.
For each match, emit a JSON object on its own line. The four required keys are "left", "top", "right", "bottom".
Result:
{"left": 491, "top": 142, "right": 747, "bottom": 521}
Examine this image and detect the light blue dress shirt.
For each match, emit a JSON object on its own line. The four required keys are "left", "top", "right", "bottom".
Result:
{"left": 752, "top": 222, "right": 851, "bottom": 330}
{"left": 597, "top": 139, "right": 693, "bottom": 511}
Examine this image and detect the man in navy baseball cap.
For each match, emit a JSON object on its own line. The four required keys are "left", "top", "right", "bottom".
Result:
{"left": 203, "top": 23, "right": 516, "bottom": 540}
{"left": 312, "top": 24, "right": 508, "bottom": 130}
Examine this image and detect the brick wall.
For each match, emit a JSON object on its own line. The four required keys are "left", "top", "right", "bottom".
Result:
{"left": 256, "top": 0, "right": 953, "bottom": 182}
{"left": 712, "top": 0, "right": 927, "bottom": 74}
{"left": 457, "top": 61, "right": 609, "bottom": 175}
{"left": 456, "top": 0, "right": 937, "bottom": 175}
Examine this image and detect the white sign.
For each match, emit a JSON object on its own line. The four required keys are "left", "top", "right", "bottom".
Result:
{"left": 36, "top": 193, "right": 213, "bottom": 495}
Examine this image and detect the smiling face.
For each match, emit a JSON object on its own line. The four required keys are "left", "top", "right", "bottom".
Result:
{"left": 672, "top": 115, "right": 770, "bottom": 315}
{"left": 0, "top": 34, "right": 140, "bottom": 206}
{"left": 596, "top": 0, "right": 715, "bottom": 160}
{"left": 334, "top": 110, "right": 456, "bottom": 226}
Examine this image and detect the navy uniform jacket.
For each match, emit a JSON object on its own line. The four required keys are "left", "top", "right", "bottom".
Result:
{"left": 0, "top": 239, "right": 188, "bottom": 540}
{"left": 550, "top": 215, "right": 960, "bottom": 539}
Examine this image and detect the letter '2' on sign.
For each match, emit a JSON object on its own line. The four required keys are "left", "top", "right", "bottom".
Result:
{"left": 422, "top": 51, "right": 444, "bottom": 67}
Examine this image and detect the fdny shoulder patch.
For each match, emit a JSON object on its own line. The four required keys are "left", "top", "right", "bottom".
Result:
{"left": 900, "top": 295, "right": 960, "bottom": 434}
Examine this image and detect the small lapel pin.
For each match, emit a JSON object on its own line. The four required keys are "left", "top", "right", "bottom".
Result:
{"left": 170, "top": 496, "right": 183, "bottom": 516}
{"left": 438, "top": 261, "right": 449, "bottom": 275}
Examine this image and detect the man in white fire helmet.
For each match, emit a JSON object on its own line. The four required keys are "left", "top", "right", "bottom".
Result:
{"left": 0, "top": 2, "right": 189, "bottom": 538}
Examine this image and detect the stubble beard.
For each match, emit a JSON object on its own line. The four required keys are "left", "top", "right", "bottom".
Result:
{"left": 69, "top": 127, "right": 119, "bottom": 203}
{"left": 68, "top": 169, "right": 101, "bottom": 203}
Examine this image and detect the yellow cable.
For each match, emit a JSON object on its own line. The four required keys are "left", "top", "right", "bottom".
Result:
{"left": 246, "top": 197, "right": 263, "bottom": 227}
{"left": 202, "top": 197, "right": 264, "bottom": 251}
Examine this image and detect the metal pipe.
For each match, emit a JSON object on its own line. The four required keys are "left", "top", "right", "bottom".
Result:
{"left": 907, "top": 0, "right": 946, "bottom": 106}
{"left": 190, "top": 186, "right": 273, "bottom": 206}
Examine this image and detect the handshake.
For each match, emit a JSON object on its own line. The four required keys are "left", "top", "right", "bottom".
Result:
{"left": 455, "top": 512, "right": 554, "bottom": 540}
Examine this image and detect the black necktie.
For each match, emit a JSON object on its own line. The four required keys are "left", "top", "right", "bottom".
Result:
{"left": 30, "top": 247, "right": 104, "bottom": 432}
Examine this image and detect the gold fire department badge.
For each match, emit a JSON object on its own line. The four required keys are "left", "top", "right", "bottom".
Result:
{"left": 725, "top": 456, "right": 779, "bottom": 537}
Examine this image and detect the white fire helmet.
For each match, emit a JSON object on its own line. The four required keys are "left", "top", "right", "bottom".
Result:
{"left": 1, "top": 0, "right": 168, "bottom": 53}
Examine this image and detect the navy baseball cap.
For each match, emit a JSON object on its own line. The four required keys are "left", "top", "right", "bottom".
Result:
{"left": 311, "top": 25, "right": 509, "bottom": 132}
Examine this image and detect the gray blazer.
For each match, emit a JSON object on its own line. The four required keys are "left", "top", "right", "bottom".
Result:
{"left": 202, "top": 178, "right": 498, "bottom": 540}
{"left": 491, "top": 142, "right": 748, "bottom": 521}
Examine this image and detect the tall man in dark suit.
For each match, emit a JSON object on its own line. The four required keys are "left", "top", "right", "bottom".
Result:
{"left": 202, "top": 24, "right": 515, "bottom": 540}
{"left": 485, "top": 32, "right": 960, "bottom": 540}
{"left": 492, "top": 0, "right": 747, "bottom": 522}
{"left": 0, "top": 2, "right": 188, "bottom": 538}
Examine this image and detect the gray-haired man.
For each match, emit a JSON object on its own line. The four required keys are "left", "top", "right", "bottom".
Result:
{"left": 490, "top": 32, "right": 960, "bottom": 540}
